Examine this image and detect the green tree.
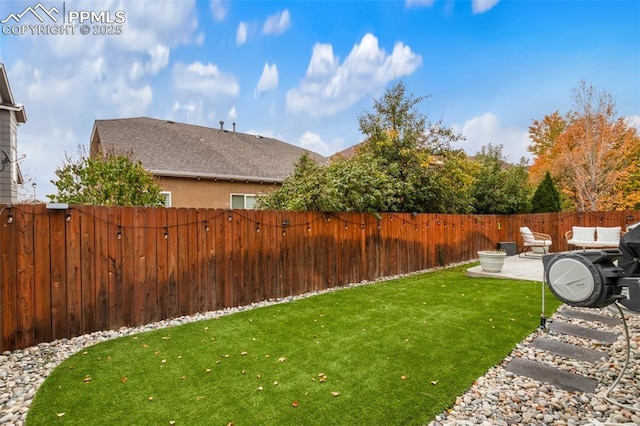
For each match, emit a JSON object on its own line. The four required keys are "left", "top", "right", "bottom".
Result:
{"left": 49, "top": 147, "right": 165, "bottom": 206}
{"left": 472, "top": 144, "right": 531, "bottom": 214}
{"left": 530, "top": 171, "right": 561, "bottom": 213}
{"left": 259, "top": 80, "right": 473, "bottom": 213}
{"left": 357, "top": 81, "right": 467, "bottom": 213}
{"left": 256, "top": 152, "right": 398, "bottom": 212}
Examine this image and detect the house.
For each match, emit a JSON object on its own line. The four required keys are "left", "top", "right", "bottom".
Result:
{"left": 0, "top": 63, "right": 27, "bottom": 204}
{"left": 89, "top": 117, "right": 326, "bottom": 208}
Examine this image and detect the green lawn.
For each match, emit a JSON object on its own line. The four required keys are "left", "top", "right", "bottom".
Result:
{"left": 27, "top": 264, "right": 562, "bottom": 426}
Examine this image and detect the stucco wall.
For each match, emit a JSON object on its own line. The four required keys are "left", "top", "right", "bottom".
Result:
{"left": 157, "top": 175, "right": 280, "bottom": 208}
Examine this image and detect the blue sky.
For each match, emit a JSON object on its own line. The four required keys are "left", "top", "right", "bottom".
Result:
{"left": 1, "top": 0, "right": 638, "bottom": 201}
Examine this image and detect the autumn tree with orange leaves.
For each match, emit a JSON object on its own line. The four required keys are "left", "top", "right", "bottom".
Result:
{"left": 528, "top": 81, "right": 640, "bottom": 211}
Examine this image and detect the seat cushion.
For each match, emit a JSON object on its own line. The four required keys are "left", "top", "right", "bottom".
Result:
{"left": 520, "top": 227, "right": 534, "bottom": 241}
{"left": 596, "top": 226, "right": 621, "bottom": 243}
{"left": 572, "top": 226, "right": 596, "bottom": 241}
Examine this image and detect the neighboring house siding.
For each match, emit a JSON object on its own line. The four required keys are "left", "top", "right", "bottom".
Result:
{"left": 157, "top": 176, "right": 278, "bottom": 209}
{"left": 0, "top": 110, "right": 17, "bottom": 204}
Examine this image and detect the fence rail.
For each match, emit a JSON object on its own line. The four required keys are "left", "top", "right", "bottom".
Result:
{"left": 1, "top": 204, "right": 638, "bottom": 352}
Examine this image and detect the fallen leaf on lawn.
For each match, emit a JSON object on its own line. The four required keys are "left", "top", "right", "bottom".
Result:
{"left": 273, "top": 381, "right": 278, "bottom": 386}
{"left": 154, "top": 351, "right": 160, "bottom": 355}
{"left": 121, "top": 376, "right": 128, "bottom": 383}
{"left": 162, "top": 335, "right": 170, "bottom": 340}
{"left": 331, "top": 391, "right": 340, "bottom": 397}
{"left": 256, "top": 374, "right": 261, "bottom": 378}
{"left": 257, "top": 386, "right": 263, "bottom": 391}
{"left": 178, "top": 356, "right": 182, "bottom": 359}
{"left": 161, "top": 359, "right": 167, "bottom": 364}
{"left": 241, "top": 370, "right": 246, "bottom": 375}
{"left": 169, "top": 421, "right": 175, "bottom": 425}
{"left": 431, "top": 380, "right": 438, "bottom": 386}
{"left": 223, "top": 354, "right": 230, "bottom": 358}
{"left": 291, "top": 401, "right": 299, "bottom": 407}
{"left": 401, "top": 375, "right": 407, "bottom": 381}
{"left": 278, "top": 357, "right": 287, "bottom": 362}
{"left": 57, "top": 413, "right": 65, "bottom": 417}
{"left": 196, "top": 396, "right": 205, "bottom": 401}
{"left": 241, "top": 351, "right": 248, "bottom": 356}
{"left": 216, "top": 360, "right": 221, "bottom": 364}
{"left": 181, "top": 375, "right": 186, "bottom": 380}
{"left": 206, "top": 368, "right": 212, "bottom": 373}
{"left": 148, "top": 396, "right": 154, "bottom": 401}
{"left": 83, "top": 375, "right": 92, "bottom": 383}
{"left": 83, "top": 351, "right": 88, "bottom": 355}
{"left": 143, "top": 344, "right": 149, "bottom": 348}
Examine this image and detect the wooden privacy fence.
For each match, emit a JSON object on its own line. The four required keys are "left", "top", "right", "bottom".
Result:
{"left": 1, "top": 204, "right": 638, "bottom": 352}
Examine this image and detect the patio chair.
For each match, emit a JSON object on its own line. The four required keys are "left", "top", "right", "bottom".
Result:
{"left": 519, "top": 226, "right": 552, "bottom": 257}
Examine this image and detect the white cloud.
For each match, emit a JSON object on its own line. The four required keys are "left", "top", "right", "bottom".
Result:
{"left": 172, "top": 101, "right": 198, "bottom": 112}
{"left": 305, "top": 44, "right": 338, "bottom": 78}
{"left": 228, "top": 106, "right": 237, "bottom": 120}
{"left": 472, "top": 0, "right": 500, "bottom": 14}
{"left": 262, "top": 9, "right": 290, "bottom": 35}
{"left": 256, "top": 63, "right": 279, "bottom": 95}
{"left": 286, "top": 33, "right": 422, "bottom": 116}
{"left": 453, "top": 112, "right": 531, "bottom": 161}
{"left": 210, "top": 0, "right": 228, "bottom": 21}
{"left": 405, "top": 0, "right": 435, "bottom": 8}
{"left": 236, "top": 22, "right": 248, "bottom": 45}
{"left": 129, "top": 44, "right": 170, "bottom": 79}
{"left": 114, "top": 0, "right": 199, "bottom": 51}
{"left": 173, "top": 61, "right": 240, "bottom": 97}
{"left": 297, "top": 131, "right": 331, "bottom": 156}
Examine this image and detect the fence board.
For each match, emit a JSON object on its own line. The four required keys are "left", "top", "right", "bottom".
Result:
{"left": 15, "top": 205, "right": 34, "bottom": 348}
{"left": 155, "top": 208, "right": 169, "bottom": 321}
{"left": 107, "top": 207, "right": 122, "bottom": 329}
{"left": 144, "top": 208, "right": 158, "bottom": 324}
{"left": 177, "top": 208, "right": 190, "bottom": 316}
{"left": 33, "top": 204, "right": 51, "bottom": 343}
{"left": 187, "top": 209, "right": 198, "bottom": 314}
{"left": 166, "top": 208, "right": 179, "bottom": 318}
{"left": 64, "top": 210, "right": 81, "bottom": 338}
{"left": 120, "top": 207, "right": 134, "bottom": 328}
{"left": 1, "top": 207, "right": 17, "bottom": 350}
{"left": 80, "top": 207, "right": 96, "bottom": 336}
{"left": 92, "top": 207, "right": 108, "bottom": 332}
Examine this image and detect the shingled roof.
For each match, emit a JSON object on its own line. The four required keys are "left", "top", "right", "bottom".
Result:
{"left": 90, "top": 117, "right": 326, "bottom": 183}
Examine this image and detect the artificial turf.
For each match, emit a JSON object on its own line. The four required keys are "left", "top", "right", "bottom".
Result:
{"left": 26, "top": 264, "right": 562, "bottom": 425}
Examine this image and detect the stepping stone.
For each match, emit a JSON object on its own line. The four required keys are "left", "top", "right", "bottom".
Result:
{"left": 559, "top": 309, "right": 622, "bottom": 326}
{"left": 505, "top": 358, "right": 598, "bottom": 393}
{"left": 530, "top": 337, "right": 607, "bottom": 364}
{"left": 549, "top": 322, "right": 618, "bottom": 344}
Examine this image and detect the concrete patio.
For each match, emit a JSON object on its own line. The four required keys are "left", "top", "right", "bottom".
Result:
{"left": 466, "top": 254, "right": 544, "bottom": 282}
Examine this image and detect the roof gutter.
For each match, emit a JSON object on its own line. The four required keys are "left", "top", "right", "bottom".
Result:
{"left": 150, "top": 169, "right": 284, "bottom": 184}
{"left": 0, "top": 104, "right": 26, "bottom": 123}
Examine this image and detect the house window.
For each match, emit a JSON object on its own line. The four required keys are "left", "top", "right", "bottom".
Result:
{"left": 231, "top": 193, "right": 256, "bottom": 209}
{"left": 160, "top": 191, "right": 171, "bottom": 207}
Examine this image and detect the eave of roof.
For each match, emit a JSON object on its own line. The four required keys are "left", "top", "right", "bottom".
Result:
{"left": 0, "top": 64, "right": 27, "bottom": 123}
{"left": 151, "top": 169, "right": 283, "bottom": 184}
